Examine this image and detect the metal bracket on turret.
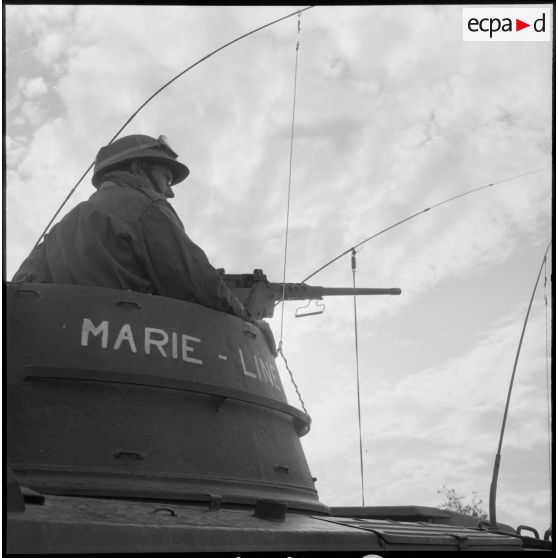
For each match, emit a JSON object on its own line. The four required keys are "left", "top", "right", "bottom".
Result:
{"left": 295, "top": 299, "right": 325, "bottom": 318}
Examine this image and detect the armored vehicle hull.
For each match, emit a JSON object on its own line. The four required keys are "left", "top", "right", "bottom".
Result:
{"left": 6, "top": 282, "right": 552, "bottom": 554}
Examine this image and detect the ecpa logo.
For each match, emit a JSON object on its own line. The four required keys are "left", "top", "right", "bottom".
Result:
{"left": 463, "top": 8, "right": 551, "bottom": 41}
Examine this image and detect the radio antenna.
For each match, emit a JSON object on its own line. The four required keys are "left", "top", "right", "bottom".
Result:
{"left": 32, "top": 6, "right": 314, "bottom": 251}
{"left": 488, "top": 240, "right": 552, "bottom": 529}
{"left": 301, "top": 168, "right": 546, "bottom": 283}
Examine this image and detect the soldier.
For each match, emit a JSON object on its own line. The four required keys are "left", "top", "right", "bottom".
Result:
{"left": 13, "top": 134, "right": 276, "bottom": 353}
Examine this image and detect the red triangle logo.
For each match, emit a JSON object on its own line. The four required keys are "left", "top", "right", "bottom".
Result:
{"left": 516, "top": 19, "right": 530, "bottom": 31}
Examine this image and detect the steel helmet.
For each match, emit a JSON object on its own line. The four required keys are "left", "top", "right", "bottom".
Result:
{"left": 92, "top": 134, "right": 190, "bottom": 188}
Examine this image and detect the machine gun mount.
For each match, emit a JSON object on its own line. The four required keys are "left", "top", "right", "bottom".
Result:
{"left": 222, "top": 269, "right": 402, "bottom": 319}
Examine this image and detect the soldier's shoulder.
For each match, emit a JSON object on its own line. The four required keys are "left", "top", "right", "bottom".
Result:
{"left": 91, "top": 182, "right": 159, "bottom": 220}
{"left": 95, "top": 182, "right": 161, "bottom": 203}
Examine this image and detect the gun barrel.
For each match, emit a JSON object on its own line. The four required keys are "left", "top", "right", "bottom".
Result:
{"left": 224, "top": 273, "right": 402, "bottom": 318}
{"left": 313, "top": 287, "right": 402, "bottom": 297}
{"left": 273, "top": 284, "right": 401, "bottom": 301}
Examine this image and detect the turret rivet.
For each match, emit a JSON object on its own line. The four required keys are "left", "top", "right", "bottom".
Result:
{"left": 152, "top": 507, "right": 176, "bottom": 516}
{"left": 207, "top": 494, "right": 222, "bottom": 511}
{"left": 113, "top": 450, "right": 145, "bottom": 460}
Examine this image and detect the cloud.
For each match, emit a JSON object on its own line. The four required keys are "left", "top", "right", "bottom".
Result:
{"left": 37, "top": 33, "right": 67, "bottom": 66}
{"left": 5, "top": 4, "right": 552, "bottom": 539}
{"left": 20, "top": 76, "right": 48, "bottom": 98}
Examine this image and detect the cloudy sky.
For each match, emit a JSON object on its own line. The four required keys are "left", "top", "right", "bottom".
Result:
{"left": 5, "top": 4, "right": 553, "bottom": 536}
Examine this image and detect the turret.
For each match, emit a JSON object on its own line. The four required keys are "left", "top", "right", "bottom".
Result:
{"left": 6, "top": 276, "right": 400, "bottom": 513}
{"left": 7, "top": 280, "right": 552, "bottom": 554}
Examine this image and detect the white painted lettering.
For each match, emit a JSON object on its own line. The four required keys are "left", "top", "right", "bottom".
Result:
{"left": 259, "top": 357, "right": 275, "bottom": 387}
{"left": 239, "top": 348, "right": 257, "bottom": 378}
{"left": 113, "top": 323, "right": 137, "bottom": 353}
{"left": 267, "top": 358, "right": 278, "bottom": 387}
{"left": 269, "top": 361, "right": 281, "bottom": 389}
{"left": 80, "top": 318, "right": 208, "bottom": 364}
{"left": 253, "top": 355, "right": 263, "bottom": 380}
{"left": 181, "top": 335, "right": 203, "bottom": 364}
{"left": 171, "top": 332, "right": 178, "bottom": 359}
{"left": 81, "top": 319, "right": 109, "bottom": 349}
{"left": 145, "top": 327, "right": 168, "bottom": 357}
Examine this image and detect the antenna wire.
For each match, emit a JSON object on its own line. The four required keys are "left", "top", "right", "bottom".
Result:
{"left": 301, "top": 167, "right": 547, "bottom": 283}
{"left": 351, "top": 249, "right": 365, "bottom": 507}
{"left": 544, "top": 256, "right": 552, "bottom": 528}
{"left": 488, "top": 240, "right": 552, "bottom": 529}
{"left": 279, "top": 13, "right": 302, "bottom": 348}
{"left": 32, "top": 6, "right": 314, "bottom": 251}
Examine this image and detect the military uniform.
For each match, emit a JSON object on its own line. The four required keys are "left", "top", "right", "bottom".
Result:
{"left": 13, "top": 171, "right": 250, "bottom": 321}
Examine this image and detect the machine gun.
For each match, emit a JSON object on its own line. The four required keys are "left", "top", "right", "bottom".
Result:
{"left": 222, "top": 269, "right": 401, "bottom": 319}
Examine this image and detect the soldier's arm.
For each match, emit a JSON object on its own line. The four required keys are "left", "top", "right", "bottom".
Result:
{"left": 11, "top": 241, "right": 53, "bottom": 283}
{"left": 134, "top": 201, "right": 252, "bottom": 321}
